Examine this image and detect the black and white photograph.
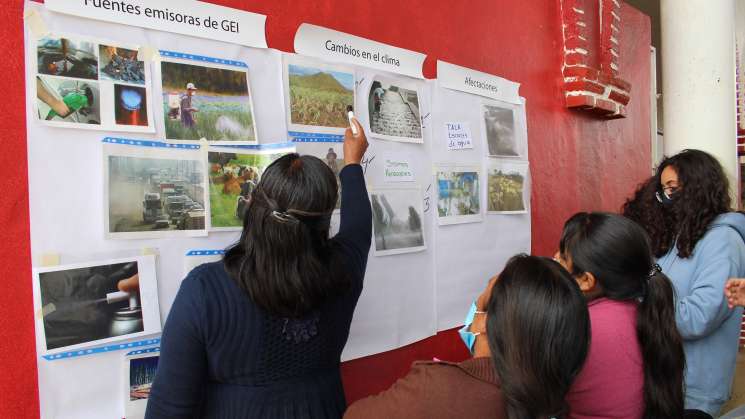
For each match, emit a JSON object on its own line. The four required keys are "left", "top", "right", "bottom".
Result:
{"left": 32, "top": 256, "right": 161, "bottom": 354}
{"left": 370, "top": 187, "right": 426, "bottom": 256}
{"left": 368, "top": 77, "right": 424, "bottom": 143}
{"left": 483, "top": 104, "right": 518, "bottom": 157}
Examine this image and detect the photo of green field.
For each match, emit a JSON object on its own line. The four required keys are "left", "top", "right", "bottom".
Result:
{"left": 488, "top": 169, "right": 525, "bottom": 212}
{"left": 161, "top": 61, "right": 255, "bottom": 142}
{"left": 288, "top": 64, "right": 354, "bottom": 129}
{"left": 208, "top": 151, "right": 288, "bottom": 228}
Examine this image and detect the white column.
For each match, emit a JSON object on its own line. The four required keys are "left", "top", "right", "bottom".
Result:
{"left": 661, "top": 0, "right": 738, "bottom": 202}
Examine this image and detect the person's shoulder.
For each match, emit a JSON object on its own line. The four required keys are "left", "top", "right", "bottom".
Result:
{"left": 410, "top": 359, "right": 487, "bottom": 384}
{"left": 183, "top": 261, "right": 229, "bottom": 290}
{"left": 697, "top": 214, "right": 745, "bottom": 255}
{"left": 587, "top": 299, "right": 638, "bottom": 337}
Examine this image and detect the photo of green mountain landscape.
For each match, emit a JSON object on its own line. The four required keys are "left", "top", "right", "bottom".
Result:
{"left": 288, "top": 64, "right": 354, "bottom": 128}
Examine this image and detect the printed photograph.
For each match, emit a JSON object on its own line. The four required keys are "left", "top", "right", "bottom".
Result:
{"left": 161, "top": 61, "right": 255, "bottom": 142}
{"left": 368, "top": 80, "right": 423, "bottom": 141}
{"left": 108, "top": 156, "right": 205, "bottom": 233}
{"left": 371, "top": 188, "right": 425, "bottom": 255}
{"left": 321, "top": 145, "right": 345, "bottom": 210}
{"left": 99, "top": 44, "right": 145, "bottom": 85}
{"left": 114, "top": 84, "right": 149, "bottom": 126}
{"left": 37, "top": 36, "right": 98, "bottom": 80}
{"left": 488, "top": 164, "right": 527, "bottom": 213}
{"left": 129, "top": 355, "right": 159, "bottom": 401}
{"left": 208, "top": 151, "right": 289, "bottom": 229}
{"left": 437, "top": 170, "right": 480, "bottom": 217}
{"left": 288, "top": 63, "right": 354, "bottom": 129}
{"left": 483, "top": 104, "right": 518, "bottom": 156}
{"left": 38, "top": 261, "right": 142, "bottom": 351}
{"left": 36, "top": 75, "right": 101, "bottom": 125}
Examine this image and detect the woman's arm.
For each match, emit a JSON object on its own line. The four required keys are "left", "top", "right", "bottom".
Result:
{"left": 344, "top": 362, "right": 432, "bottom": 419}
{"left": 145, "top": 273, "right": 208, "bottom": 419}
{"left": 336, "top": 164, "right": 372, "bottom": 259}
{"left": 675, "top": 227, "right": 744, "bottom": 339}
{"left": 334, "top": 118, "right": 372, "bottom": 276}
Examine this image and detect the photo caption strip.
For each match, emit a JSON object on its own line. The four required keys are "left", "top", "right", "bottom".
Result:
{"left": 294, "top": 23, "right": 426, "bottom": 79}
{"left": 437, "top": 60, "right": 521, "bottom": 105}
{"left": 210, "top": 142, "right": 296, "bottom": 151}
{"left": 126, "top": 346, "right": 160, "bottom": 357}
{"left": 186, "top": 250, "right": 225, "bottom": 256}
{"left": 44, "top": 0, "right": 268, "bottom": 48}
{"left": 289, "top": 132, "right": 344, "bottom": 143}
{"left": 160, "top": 50, "right": 248, "bottom": 69}
{"left": 102, "top": 137, "right": 201, "bottom": 150}
{"left": 42, "top": 338, "right": 161, "bottom": 361}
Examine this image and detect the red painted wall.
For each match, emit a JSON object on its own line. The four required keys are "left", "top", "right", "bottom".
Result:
{"left": 0, "top": 0, "right": 651, "bottom": 416}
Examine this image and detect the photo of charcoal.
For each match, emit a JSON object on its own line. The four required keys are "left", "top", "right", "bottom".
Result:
{"left": 100, "top": 45, "right": 145, "bottom": 85}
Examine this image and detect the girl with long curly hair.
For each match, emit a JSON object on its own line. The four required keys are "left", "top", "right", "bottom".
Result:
{"left": 622, "top": 149, "right": 745, "bottom": 419}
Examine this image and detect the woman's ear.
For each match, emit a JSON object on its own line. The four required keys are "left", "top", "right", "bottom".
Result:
{"left": 575, "top": 271, "right": 597, "bottom": 293}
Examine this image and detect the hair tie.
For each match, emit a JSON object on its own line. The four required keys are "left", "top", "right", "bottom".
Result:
{"left": 270, "top": 210, "right": 300, "bottom": 225}
{"left": 647, "top": 263, "right": 662, "bottom": 279}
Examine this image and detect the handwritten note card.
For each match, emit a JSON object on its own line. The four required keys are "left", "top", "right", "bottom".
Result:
{"left": 446, "top": 122, "right": 473, "bottom": 150}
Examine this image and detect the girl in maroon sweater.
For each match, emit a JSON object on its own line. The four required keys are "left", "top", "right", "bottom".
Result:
{"left": 556, "top": 212, "right": 685, "bottom": 419}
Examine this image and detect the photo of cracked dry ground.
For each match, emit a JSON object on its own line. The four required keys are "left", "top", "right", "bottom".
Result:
{"left": 368, "top": 80, "right": 422, "bottom": 140}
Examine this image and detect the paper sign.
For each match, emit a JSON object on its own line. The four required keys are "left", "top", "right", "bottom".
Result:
{"left": 294, "top": 23, "right": 426, "bottom": 79}
{"left": 445, "top": 122, "right": 473, "bottom": 150}
{"left": 437, "top": 60, "right": 521, "bottom": 104}
{"left": 44, "top": 0, "right": 267, "bottom": 48}
{"left": 383, "top": 155, "right": 415, "bottom": 182}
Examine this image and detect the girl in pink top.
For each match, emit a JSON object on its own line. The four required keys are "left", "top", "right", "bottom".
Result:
{"left": 555, "top": 212, "right": 685, "bottom": 419}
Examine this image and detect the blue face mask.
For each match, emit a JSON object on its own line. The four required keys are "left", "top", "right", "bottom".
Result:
{"left": 459, "top": 301, "right": 486, "bottom": 355}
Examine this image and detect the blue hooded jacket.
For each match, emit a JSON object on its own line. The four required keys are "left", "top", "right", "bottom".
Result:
{"left": 657, "top": 212, "right": 745, "bottom": 416}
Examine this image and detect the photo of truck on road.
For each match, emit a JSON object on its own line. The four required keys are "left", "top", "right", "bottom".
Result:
{"left": 108, "top": 155, "right": 205, "bottom": 234}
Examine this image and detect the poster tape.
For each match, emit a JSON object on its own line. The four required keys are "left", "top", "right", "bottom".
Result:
{"left": 23, "top": 9, "right": 50, "bottom": 39}
{"left": 137, "top": 45, "right": 160, "bottom": 63}
{"left": 141, "top": 247, "right": 159, "bottom": 256}
{"left": 40, "top": 253, "right": 60, "bottom": 267}
{"left": 36, "top": 303, "right": 56, "bottom": 319}
{"left": 42, "top": 338, "right": 161, "bottom": 361}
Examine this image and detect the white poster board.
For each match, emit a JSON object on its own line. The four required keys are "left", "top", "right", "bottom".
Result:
{"left": 429, "top": 80, "right": 531, "bottom": 330}
{"left": 23, "top": 2, "right": 531, "bottom": 417}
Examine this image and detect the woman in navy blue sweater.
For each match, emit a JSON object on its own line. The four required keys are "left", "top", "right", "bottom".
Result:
{"left": 146, "top": 119, "right": 371, "bottom": 419}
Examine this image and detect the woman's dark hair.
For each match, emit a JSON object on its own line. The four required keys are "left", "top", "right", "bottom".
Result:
{"left": 486, "top": 254, "right": 590, "bottom": 419}
{"left": 559, "top": 212, "right": 685, "bottom": 419}
{"left": 622, "top": 149, "right": 731, "bottom": 258}
{"left": 224, "top": 153, "right": 348, "bottom": 318}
